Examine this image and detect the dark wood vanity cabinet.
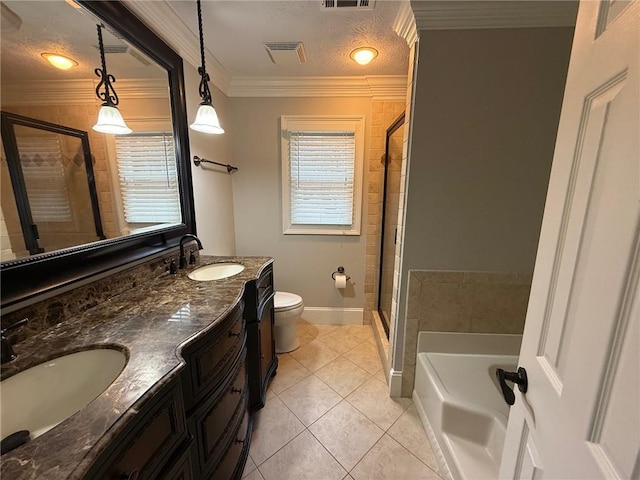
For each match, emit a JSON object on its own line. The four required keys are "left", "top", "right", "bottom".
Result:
{"left": 244, "top": 264, "right": 278, "bottom": 411}
{"left": 87, "top": 303, "right": 251, "bottom": 480}
{"left": 85, "top": 381, "right": 189, "bottom": 480}
{"left": 180, "top": 303, "right": 245, "bottom": 411}
{"left": 179, "top": 302, "right": 251, "bottom": 480}
{"left": 85, "top": 264, "right": 276, "bottom": 480}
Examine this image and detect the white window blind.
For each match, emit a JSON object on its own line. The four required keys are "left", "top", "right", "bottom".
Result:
{"left": 115, "top": 133, "right": 181, "bottom": 224}
{"left": 289, "top": 131, "right": 355, "bottom": 225}
{"left": 17, "top": 136, "right": 72, "bottom": 223}
{"left": 281, "top": 115, "right": 364, "bottom": 235}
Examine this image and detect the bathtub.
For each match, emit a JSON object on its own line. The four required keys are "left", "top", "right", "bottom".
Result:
{"left": 412, "top": 332, "right": 522, "bottom": 480}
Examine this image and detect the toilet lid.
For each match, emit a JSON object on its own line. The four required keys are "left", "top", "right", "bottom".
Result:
{"left": 275, "top": 291, "right": 303, "bottom": 310}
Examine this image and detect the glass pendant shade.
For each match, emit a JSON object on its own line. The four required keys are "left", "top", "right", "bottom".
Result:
{"left": 93, "top": 105, "right": 132, "bottom": 135}
{"left": 190, "top": 104, "right": 224, "bottom": 134}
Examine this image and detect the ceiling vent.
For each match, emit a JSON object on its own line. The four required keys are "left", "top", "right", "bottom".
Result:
{"left": 95, "top": 44, "right": 128, "bottom": 54}
{"left": 93, "top": 44, "right": 152, "bottom": 66}
{"left": 322, "top": 0, "right": 374, "bottom": 9}
{"left": 264, "top": 42, "right": 306, "bottom": 65}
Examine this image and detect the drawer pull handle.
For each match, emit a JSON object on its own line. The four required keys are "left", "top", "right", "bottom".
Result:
{"left": 230, "top": 387, "right": 242, "bottom": 394}
{"left": 228, "top": 331, "right": 241, "bottom": 338}
{"left": 124, "top": 469, "right": 139, "bottom": 480}
{"left": 235, "top": 438, "right": 245, "bottom": 445}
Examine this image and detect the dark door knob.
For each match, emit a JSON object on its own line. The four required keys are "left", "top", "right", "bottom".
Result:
{"left": 496, "top": 367, "right": 528, "bottom": 406}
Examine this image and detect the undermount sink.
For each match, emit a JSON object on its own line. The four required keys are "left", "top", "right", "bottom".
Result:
{"left": 188, "top": 263, "right": 245, "bottom": 281}
{"left": 0, "top": 348, "right": 127, "bottom": 443}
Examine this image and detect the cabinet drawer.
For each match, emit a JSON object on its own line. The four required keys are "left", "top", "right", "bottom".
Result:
{"left": 256, "top": 267, "right": 273, "bottom": 308}
{"left": 158, "top": 439, "right": 194, "bottom": 480}
{"left": 192, "top": 352, "right": 248, "bottom": 476}
{"left": 211, "top": 410, "right": 251, "bottom": 480}
{"left": 183, "top": 302, "right": 244, "bottom": 409}
{"left": 90, "top": 382, "right": 187, "bottom": 480}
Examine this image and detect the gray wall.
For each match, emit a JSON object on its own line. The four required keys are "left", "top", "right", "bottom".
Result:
{"left": 229, "top": 97, "right": 373, "bottom": 309}
{"left": 394, "top": 27, "right": 574, "bottom": 369}
{"left": 185, "top": 64, "right": 236, "bottom": 256}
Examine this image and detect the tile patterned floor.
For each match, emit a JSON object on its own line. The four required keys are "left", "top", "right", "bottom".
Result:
{"left": 242, "top": 322, "right": 442, "bottom": 480}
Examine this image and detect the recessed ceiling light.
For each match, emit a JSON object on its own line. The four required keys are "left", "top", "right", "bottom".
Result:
{"left": 41, "top": 53, "right": 78, "bottom": 70}
{"left": 350, "top": 47, "right": 378, "bottom": 65}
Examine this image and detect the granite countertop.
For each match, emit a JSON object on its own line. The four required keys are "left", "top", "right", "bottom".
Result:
{"left": 0, "top": 255, "right": 273, "bottom": 479}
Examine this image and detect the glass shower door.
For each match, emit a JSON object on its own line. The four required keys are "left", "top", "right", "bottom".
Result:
{"left": 378, "top": 114, "right": 405, "bottom": 338}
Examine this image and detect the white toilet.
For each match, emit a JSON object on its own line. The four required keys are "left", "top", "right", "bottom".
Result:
{"left": 273, "top": 291, "right": 303, "bottom": 353}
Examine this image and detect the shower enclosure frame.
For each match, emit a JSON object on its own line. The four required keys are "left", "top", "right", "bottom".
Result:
{"left": 377, "top": 112, "right": 405, "bottom": 338}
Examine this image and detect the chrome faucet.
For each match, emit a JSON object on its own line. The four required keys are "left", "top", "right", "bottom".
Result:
{"left": 1, "top": 318, "right": 29, "bottom": 364}
{"left": 179, "top": 234, "right": 203, "bottom": 269}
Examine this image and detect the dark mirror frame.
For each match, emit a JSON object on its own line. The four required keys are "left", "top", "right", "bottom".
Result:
{"left": 1, "top": 0, "right": 195, "bottom": 311}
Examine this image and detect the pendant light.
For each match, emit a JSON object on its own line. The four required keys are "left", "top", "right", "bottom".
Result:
{"left": 190, "top": 0, "right": 224, "bottom": 134}
{"left": 92, "top": 24, "right": 131, "bottom": 135}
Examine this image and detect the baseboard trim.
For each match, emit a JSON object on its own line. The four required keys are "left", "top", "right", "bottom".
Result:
{"left": 389, "top": 369, "right": 403, "bottom": 398}
{"left": 300, "top": 307, "right": 364, "bottom": 325}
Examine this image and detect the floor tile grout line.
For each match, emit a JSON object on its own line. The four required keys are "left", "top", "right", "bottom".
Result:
{"left": 254, "top": 324, "right": 427, "bottom": 479}
{"left": 384, "top": 410, "right": 443, "bottom": 478}
{"left": 265, "top": 356, "right": 384, "bottom": 474}
{"left": 277, "top": 350, "right": 375, "bottom": 398}
{"left": 252, "top": 425, "right": 308, "bottom": 471}
{"left": 304, "top": 420, "right": 354, "bottom": 476}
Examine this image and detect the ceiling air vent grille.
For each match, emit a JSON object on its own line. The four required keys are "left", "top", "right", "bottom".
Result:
{"left": 264, "top": 42, "right": 307, "bottom": 65}
{"left": 322, "top": 0, "right": 374, "bottom": 9}
{"left": 94, "top": 44, "right": 128, "bottom": 54}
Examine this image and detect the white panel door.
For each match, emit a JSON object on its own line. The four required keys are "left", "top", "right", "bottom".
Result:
{"left": 499, "top": 1, "right": 639, "bottom": 478}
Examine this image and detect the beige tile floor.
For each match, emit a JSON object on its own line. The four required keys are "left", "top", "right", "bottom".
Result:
{"left": 242, "top": 322, "right": 442, "bottom": 480}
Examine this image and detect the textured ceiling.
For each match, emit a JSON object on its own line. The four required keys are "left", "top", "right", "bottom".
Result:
{"left": 0, "top": 1, "right": 165, "bottom": 85}
{"left": 0, "top": 0, "right": 409, "bottom": 93}
{"left": 167, "top": 0, "right": 410, "bottom": 77}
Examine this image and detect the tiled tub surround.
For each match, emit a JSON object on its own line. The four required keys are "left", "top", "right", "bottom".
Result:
{"left": 0, "top": 254, "right": 273, "bottom": 479}
{"left": 401, "top": 271, "right": 531, "bottom": 396}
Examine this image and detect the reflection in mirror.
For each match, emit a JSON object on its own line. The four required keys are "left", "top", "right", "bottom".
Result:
{"left": 0, "top": 0, "right": 181, "bottom": 263}
{"left": 1, "top": 112, "right": 104, "bottom": 258}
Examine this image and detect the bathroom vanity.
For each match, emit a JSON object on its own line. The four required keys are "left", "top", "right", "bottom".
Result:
{"left": 0, "top": 255, "right": 276, "bottom": 480}
{"left": 244, "top": 265, "right": 277, "bottom": 411}
{"left": 0, "top": 1, "right": 279, "bottom": 477}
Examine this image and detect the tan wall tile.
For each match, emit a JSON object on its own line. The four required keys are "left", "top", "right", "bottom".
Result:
{"left": 413, "top": 270, "right": 464, "bottom": 284}
{"left": 403, "top": 316, "right": 419, "bottom": 366}
{"left": 407, "top": 274, "right": 421, "bottom": 320}
{"left": 463, "top": 271, "right": 519, "bottom": 284}
{"left": 401, "top": 363, "right": 415, "bottom": 397}
{"left": 418, "top": 282, "right": 474, "bottom": 332}
{"left": 469, "top": 284, "right": 530, "bottom": 334}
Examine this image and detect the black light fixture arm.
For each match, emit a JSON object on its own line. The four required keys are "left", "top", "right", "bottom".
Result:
{"left": 196, "top": 0, "right": 213, "bottom": 106}
{"left": 94, "top": 24, "right": 119, "bottom": 108}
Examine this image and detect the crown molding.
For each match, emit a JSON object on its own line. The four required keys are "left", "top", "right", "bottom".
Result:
{"left": 410, "top": 0, "right": 578, "bottom": 30}
{"left": 394, "top": 0, "right": 418, "bottom": 47}
{"left": 2, "top": 79, "right": 169, "bottom": 106}
{"left": 122, "top": 0, "right": 231, "bottom": 95}
{"left": 227, "top": 75, "right": 407, "bottom": 100}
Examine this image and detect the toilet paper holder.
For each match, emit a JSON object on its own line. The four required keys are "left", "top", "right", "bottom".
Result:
{"left": 331, "top": 266, "right": 351, "bottom": 281}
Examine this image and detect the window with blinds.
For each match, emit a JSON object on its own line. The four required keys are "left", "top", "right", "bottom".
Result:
{"left": 115, "top": 133, "right": 181, "bottom": 224}
{"left": 281, "top": 116, "right": 364, "bottom": 235}
{"left": 17, "top": 135, "right": 72, "bottom": 223}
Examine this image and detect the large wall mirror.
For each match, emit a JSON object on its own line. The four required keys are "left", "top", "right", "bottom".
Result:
{"left": 1, "top": 1, "right": 194, "bottom": 309}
